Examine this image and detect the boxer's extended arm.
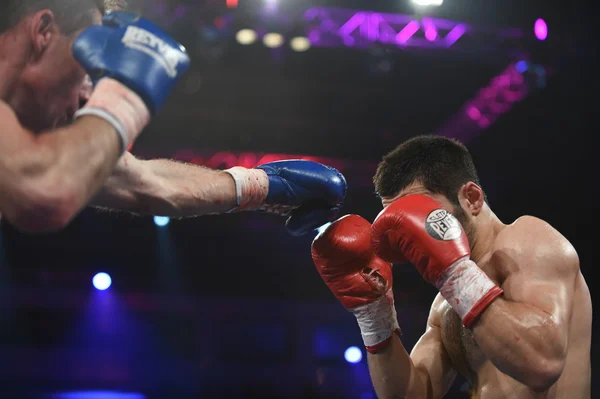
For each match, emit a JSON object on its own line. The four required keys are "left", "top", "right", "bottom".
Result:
{"left": 0, "top": 102, "right": 122, "bottom": 232}
{"left": 368, "top": 295, "right": 456, "bottom": 399}
{"left": 470, "top": 217, "right": 578, "bottom": 391}
{"left": 91, "top": 152, "right": 237, "bottom": 215}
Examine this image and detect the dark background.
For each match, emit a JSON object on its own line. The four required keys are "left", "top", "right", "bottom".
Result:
{"left": 0, "top": 0, "right": 596, "bottom": 398}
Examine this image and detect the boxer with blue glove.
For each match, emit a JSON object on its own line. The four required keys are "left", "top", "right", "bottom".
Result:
{"left": 0, "top": 1, "right": 190, "bottom": 231}
{"left": 0, "top": 1, "right": 346, "bottom": 235}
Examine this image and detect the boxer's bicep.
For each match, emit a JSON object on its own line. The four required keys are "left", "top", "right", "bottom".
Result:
{"left": 409, "top": 295, "right": 457, "bottom": 398}
{"left": 499, "top": 220, "right": 579, "bottom": 345}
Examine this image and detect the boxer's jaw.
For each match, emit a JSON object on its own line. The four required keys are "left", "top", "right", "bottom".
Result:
{"left": 1, "top": 10, "right": 100, "bottom": 132}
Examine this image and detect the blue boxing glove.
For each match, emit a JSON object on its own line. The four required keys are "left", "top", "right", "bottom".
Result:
{"left": 225, "top": 160, "right": 347, "bottom": 236}
{"left": 73, "top": 11, "right": 190, "bottom": 152}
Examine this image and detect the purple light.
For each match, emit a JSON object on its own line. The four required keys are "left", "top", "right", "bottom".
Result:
{"left": 423, "top": 19, "right": 438, "bottom": 41}
{"left": 467, "top": 106, "right": 481, "bottom": 121}
{"left": 396, "top": 20, "right": 420, "bottom": 44}
{"left": 339, "top": 13, "right": 366, "bottom": 36}
{"left": 303, "top": 8, "right": 488, "bottom": 50}
{"left": 534, "top": 18, "right": 547, "bottom": 40}
{"left": 425, "top": 27, "right": 437, "bottom": 41}
{"left": 444, "top": 24, "right": 466, "bottom": 46}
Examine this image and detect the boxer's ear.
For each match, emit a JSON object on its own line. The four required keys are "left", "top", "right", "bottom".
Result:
{"left": 460, "top": 182, "right": 485, "bottom": 216}
{"left": 29, "top": 10, "right": 57, "bottom": 56}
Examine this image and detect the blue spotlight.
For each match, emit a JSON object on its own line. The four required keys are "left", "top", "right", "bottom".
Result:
{"left": 515, "top": 60, "right": 529, "bottom": 73}
{"left": 154, "top": 216, "right": 170, "bottom": 227}
{"left": 344, "top": 346, "right": 363, "bottom": 363}
{"left": 92, "top": 273, "right": 112, "bottom": 291}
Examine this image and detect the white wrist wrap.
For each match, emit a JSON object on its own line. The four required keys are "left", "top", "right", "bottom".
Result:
{"left": 350, "top": 289, "right": 400, "bottom": 348}
{"left": 224, "top": 167, "right": 269, "bottom": 211}
{"left": 436, "top": 257, "right": 498, "bottom": 322}
{"left": 74, "top": 78, "right": 150, "bottom": 153}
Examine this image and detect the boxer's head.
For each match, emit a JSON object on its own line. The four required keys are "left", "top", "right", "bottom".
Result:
{"left": 0, "top": 0, "right": 126, "bottom": 132}
{"left": 374, "top": 135, "right": 487, "bottom": 244}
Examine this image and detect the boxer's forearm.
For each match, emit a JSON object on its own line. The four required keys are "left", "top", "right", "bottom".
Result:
{"left": 367, "top": 335, "right": 429, "bottom": 399}
{"left": 92, "top": 153, "right": 237, "bottom": 216}
{"left": 471, "top": 298, "right": 566, "bottom": 390}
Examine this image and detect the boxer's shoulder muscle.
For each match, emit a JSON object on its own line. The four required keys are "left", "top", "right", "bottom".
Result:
{"left": 0, "top": 100, "right": 35, "bottom": 157}
{"left": 492, "top": 215, "right": 579, "bottom": 276}
{"left": 0, "top": 100, "right": 28, "bottom": 143}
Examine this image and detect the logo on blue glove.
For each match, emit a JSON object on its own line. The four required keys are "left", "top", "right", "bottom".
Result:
{"left": 121, "top": 26, "right": 186, "bottom": 78}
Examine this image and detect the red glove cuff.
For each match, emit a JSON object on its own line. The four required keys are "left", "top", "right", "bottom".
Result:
{"left": 437, "top": 259, "right": 503, "bottom": 327}
{"left": 462, "top": 286, "right": 504, "bottom": 327}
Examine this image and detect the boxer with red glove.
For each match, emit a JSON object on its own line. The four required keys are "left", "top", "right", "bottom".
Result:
{"left": 371, "top": 194, "right": 503, "bottom": 327}
{"left": 311, "top": 215, "right": 401, "bottom": 353}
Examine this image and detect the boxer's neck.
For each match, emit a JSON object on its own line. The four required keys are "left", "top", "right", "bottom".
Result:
{"left": 469, "top": 204, "right": 504, "bottom": 264}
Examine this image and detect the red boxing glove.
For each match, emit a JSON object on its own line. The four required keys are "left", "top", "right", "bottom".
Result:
{"left": 371, "top": 195, "right": 503, "bottom": 327}
{"left": 312, "top": 215, "right": 401, "bottom": 353}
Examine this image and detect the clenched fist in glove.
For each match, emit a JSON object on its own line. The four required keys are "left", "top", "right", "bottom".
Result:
{"left": 73, "top": 11, "right": 190, "bottom": 153}
{"left": 225, "top": 160, "right": 346, "bottom": 236}
{"left": 311, "top": 215, "right": 401, "bottom": 353}
{"left": 371, "top": 194, "right": 503, "bottom": 327}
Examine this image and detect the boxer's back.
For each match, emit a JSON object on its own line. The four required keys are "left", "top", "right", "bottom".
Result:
{"left": 435, "top": 217, "right": 592, "bottom": 398}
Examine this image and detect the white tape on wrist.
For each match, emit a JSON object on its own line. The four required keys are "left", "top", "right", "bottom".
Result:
{"left": 74, "top": 78, "right": 150, "bottom": 153}
{"left": 350, "top": 289, "right": 400, "bottom": 348}
{"left": 224, "top": 167, "right": 269, "bottom": 211}
{"left": 436, "top": 257, "right": 499, "bottom": 323}
{"left": 74, "top": 107, "right": 128, "bottom": 152}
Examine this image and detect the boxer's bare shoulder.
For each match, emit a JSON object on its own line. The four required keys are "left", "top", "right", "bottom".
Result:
{"left": 0, "top": 100, "right": 38, "bottom": 171}
{"left": 0, "top": 99, "right": 29, "bottom": 143}
{"left": 0, "top": 99, "right": 18, "bottom": 124}
{"left": 487, "top": 215, "right": 579, "bottom": 282}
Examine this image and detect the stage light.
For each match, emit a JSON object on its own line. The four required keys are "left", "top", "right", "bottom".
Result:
{"left": 290, "top": 37, "right": 311, "bottom": 52}
{"left": 412, "top": 0, "right": 443, "bottom": 6}
{"left": 154, "top": 216, "right": 170, "bottom": 227}
{"left": 50, "top": 391, "right": 146, "bottom": 399}
{"left": 92, "top": 273, "right": 112, "bottom": 291}
{"left": 236, "top": 29, "right": 257, "bottom": 45}
{"left": 534, "top": 18, "right": 547, "bottom": 40}
{"left": 515, "top": 60, "right": 529, "bottom": 73}
{"left": 263, "top": 32, "right": 284, "bottom": 48}
{"left": 344, "top": 346, "right": 362, "bottom": 363}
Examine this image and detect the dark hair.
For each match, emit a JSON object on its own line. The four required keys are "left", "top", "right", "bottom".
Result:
{"left": 0, "top": 0, "right": 127, "bottom": 34}
{"left": 373, "top": 135, "right": 486, "bottom": 207}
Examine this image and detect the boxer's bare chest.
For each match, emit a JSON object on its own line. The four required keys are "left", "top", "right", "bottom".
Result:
{"left": 438, "top": 257, "right": 506, "bottom": 387}
{"left": 440, "top": 301, "right": 484, "bottom": 384}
